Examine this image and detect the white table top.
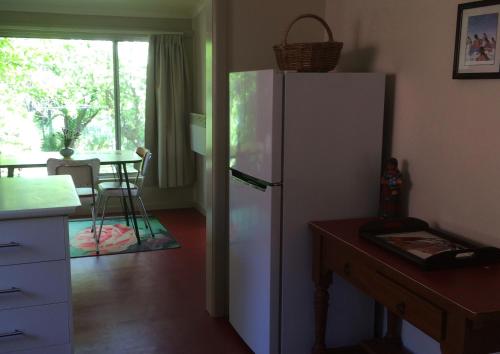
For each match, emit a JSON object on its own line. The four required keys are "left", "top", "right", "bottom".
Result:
{"left": 0, "top": 175, "right": 81, "bottom": 220}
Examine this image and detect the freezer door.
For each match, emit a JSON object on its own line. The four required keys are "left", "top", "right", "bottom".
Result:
{"left": 229, "top": 70, "right": 283, "bottom": 184}
{"left": 229, "top": 170, "right": 281, "bottom": 354}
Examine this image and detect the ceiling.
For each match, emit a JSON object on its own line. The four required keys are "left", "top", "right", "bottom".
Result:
{"left": 0, "top": 0, "right": 205, "bottom": 19}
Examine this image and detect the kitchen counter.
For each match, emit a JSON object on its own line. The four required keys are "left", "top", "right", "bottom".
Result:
{"left": 0, "top": 175, "right": 79, "bottom": 353}
{"left": 0, "top": 175, "right": 81, "bottom": 220}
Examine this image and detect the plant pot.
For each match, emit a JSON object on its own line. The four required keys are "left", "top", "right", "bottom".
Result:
{"left": 60, "top": 147, "right": 74, "bottom": 159}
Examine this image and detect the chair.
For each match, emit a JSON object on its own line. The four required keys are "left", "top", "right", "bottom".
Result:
{"left": 47, "top": 158, "right": 100, "bottom": 248}
{"left": 96, "top": 147, "right": 153, "bottom": 243}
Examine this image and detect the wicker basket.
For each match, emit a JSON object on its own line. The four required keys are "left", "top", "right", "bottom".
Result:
{"left": 273, "top": 14, "right": 343, "bottom": 72}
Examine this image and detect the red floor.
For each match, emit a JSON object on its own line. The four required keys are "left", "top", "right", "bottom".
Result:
{"left": 71, "top": 208, "right": 252, "bottom": 354}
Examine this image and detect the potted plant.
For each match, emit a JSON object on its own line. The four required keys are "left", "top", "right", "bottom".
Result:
{"left": 58, "top": 127, "right": 81, "bottom": 158}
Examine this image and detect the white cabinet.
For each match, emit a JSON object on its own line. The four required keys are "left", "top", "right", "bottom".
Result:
{"left": 0, "top": 303, "right": 70, "bottom": 353}
{"left": 0, "top": 216, "right": 73, "bottom": 354}
{"left": 0, "top": 217, "right": 67, "bottom": 266}
{"left": 0, "top": 176, "right": 80, "bottom": 354}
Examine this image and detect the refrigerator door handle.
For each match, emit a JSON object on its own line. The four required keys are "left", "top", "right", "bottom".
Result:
{"left": 230, "top": 169, "right": 280, "bottom": 192}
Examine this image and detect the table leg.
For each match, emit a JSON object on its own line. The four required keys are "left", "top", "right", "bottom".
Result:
{"left": 440, "top": 313, "right": 481, "bottom": 354}
{"left": 7, "top": 167, "right": 14, "bottom": 178}
{"left": 116, "top": 164, "right": 130, "bottom": 226}
{"left": 386, "top": 310, "right": 402, "bottom": 340}
{"left": 123, "top": 163, "right": 141, "bottom": 244}
{"left": 312, "top": 271, "right": 332, "bottom": 354}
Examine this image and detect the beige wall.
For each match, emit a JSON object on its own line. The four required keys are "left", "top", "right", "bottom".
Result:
{"left": 228, "top": 0, "right": 326, "bottom": 71}
{"left": 326, "top": 1, "right": 500, "bottom": 353}
{"left": 326, "top": 0, "right": 500, "bottom": 248}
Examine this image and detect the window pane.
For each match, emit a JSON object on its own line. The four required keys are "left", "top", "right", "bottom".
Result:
{"left": 0, "top": 38, "right": 114, "bottom": 154}
{"left": 118, "top": 41, "right": 148, "bottom": 151}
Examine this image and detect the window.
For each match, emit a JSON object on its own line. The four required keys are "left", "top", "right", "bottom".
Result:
{"left": 0, "top": 37, "right": 148, "bottom": 154}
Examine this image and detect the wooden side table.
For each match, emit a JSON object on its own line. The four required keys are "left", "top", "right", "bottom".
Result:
{"left": 310, "top": 218, "right": 500, "bottom": 354}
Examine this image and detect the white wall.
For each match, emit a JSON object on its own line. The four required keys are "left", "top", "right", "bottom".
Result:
{"left": 192, "top": 4, "right": 209, "bottom": 214}
{"left": 0, "top": 10, "right": 192, "bottom": 35}
{"left": 326, "top": 1, "right": 500, "bottom": 353}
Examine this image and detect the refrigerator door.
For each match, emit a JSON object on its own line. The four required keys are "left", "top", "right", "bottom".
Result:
{"left": 229, "top": 70, "right": 283, "bottom": 184}
{"left": 229, "top": 170, "right": 281, "bottom": 354}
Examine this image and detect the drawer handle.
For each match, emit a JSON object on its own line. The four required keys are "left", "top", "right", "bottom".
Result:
{"left": 0, "top": 242, "right": 21, "bottom": 249}
{"left": 396, "top": 302, "right": 406, "bottom": 315}
{"left": 0, "top": 329, "right": 24, "bottom": 338}
{"left": 0, "top": 287, "right": 21, "bottom": 295}
{"left": 343, "top": 263, "right": 351, "bottom": 276}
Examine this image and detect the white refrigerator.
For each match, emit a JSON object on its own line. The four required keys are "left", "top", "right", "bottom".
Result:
{"left": 229, "top": 70, "right": 385, "bottom": 354}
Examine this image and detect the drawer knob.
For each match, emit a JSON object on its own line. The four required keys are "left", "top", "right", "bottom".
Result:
{"left": 0, "top": 287, "right": 21, "bottom": 295}
{"left": 343, "top": 263, "right": 351, "bottom": 276}
{"left": 396, "top": 302, "right": 406, "bottom": 315}
{"left": 0, "top": 329, "right": 24, "bottom": 338}
{"left": 0, "top": 242, "right": 21, "bottom": 249}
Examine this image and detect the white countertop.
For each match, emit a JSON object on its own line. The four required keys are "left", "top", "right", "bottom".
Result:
{"left": 0, "top": 175, "right": 81, "bottom": 220}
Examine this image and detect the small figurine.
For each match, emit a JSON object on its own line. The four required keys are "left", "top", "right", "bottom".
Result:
{"left": 380, "top": 157, "right": 403, "bottom": 218}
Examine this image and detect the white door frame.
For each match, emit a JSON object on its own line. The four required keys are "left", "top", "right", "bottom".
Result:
{"left": 205, "top": 0, "right": 229, "bottom": 317}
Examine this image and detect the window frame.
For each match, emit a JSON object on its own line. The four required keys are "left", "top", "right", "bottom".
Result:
{"left": 0, "top": 31, "right": 149, "bottom": 151}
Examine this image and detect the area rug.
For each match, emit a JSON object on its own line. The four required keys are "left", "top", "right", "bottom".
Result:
{"left": 68, "top": 216, "right": 180, "bottom": 258}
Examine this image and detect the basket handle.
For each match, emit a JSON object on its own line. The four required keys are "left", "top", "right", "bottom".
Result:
{"left": 283, "top": 14, "right": 334, "bottom": 45}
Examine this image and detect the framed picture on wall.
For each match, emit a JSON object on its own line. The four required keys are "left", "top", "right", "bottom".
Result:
{"left": 453, "top": 0, "right": 500, "bottom": 79}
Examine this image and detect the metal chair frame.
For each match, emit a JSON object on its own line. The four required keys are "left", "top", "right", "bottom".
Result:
{"left": 96, "top": 148, "right": 153, "bottom": 246}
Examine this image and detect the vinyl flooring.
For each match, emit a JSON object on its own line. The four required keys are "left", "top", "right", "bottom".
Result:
{"left": 71, "top": 208, "right": 252, "bottom": 354}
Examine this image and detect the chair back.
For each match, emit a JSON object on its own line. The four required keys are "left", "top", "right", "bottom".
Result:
{"left": 47, "top": 158, "right": 100, "bottom": 188}
{"left": 134, "top": 147, "right": 152, "bottom": 195}
{"left": 133, "top": 146, "right": 148, "bottom": 172}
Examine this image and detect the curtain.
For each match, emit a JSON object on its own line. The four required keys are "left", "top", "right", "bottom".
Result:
{"left": 145, "top": 34, "right": 195, "bottom": 188}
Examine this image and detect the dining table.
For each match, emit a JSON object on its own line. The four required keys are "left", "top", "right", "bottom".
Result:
{"left": 0, "top": 150, "right": 143, "bottom": 242}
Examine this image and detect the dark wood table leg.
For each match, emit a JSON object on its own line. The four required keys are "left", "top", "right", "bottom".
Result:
{"left": 123, "top": 163, "right": 141, "bottom": 244}
{"left": 440, "top": 313, "right": 481, "bottom": 354}
{"left": 385, "top": 310, "right": 402, "bottom": 342}
{"left": 7, "top": 167, "right": 14, "bottom": 177}
{"left": 312, "top": 271, "right": 332, "bottom": 354}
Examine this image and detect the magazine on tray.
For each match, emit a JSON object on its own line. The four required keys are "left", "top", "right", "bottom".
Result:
{"left": 377, "top": 231, "right": 467, "bottom": 260}
{"left": 359, "top": 217, "right": 500, "bottom": 270}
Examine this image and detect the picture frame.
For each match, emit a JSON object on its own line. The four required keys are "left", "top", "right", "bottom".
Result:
{"left": 453, "top": 0, "right": 500, "bottom": 79}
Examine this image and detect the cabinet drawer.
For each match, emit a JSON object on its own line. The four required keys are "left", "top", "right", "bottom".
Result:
{"left": 5, "top": 344, "right": 71, "bottom": 354}
{"left": 0, "top": 261, "right": 70, "bottom": 311}
{"left": 0, "top": 303, "right": 70, "bottom": 353}
{"left": 330, "top": 245, "right": 444, "bottom": 340}
{"left": 0, "top": 217, "right": 67, "bottom": 266}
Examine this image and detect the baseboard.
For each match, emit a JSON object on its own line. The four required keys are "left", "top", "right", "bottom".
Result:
{"left": 71, "top": 200, "right": 195, "bottom": 217}
{"left": 193, "top": 201, "right": 206, "bottom": 216}
{"left": 145, "top": 199, "right": 193, "bottom": 211}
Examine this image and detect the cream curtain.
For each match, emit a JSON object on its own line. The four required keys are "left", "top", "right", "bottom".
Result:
{"left": 145, "top": 34, "right": 194, "bottom": 188}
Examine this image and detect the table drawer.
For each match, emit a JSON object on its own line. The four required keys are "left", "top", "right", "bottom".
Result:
{"left": 0, "top": 303, "right": 70, "bottom": 353}
{"left": 0, "top": 217, "right": 66, "bottom": 266}
{"left": 367, "top": 271, "right": 443, "bottom": 340}
{"left": 329, "top": 245, "right": 444, "bottom": 340}
{"left": 0, "top": 261, "right": 69, "bottom": 311}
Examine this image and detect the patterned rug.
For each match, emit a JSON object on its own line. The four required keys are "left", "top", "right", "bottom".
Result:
{"left": 68, "top": 216, "right": 180, "bottom": 258}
